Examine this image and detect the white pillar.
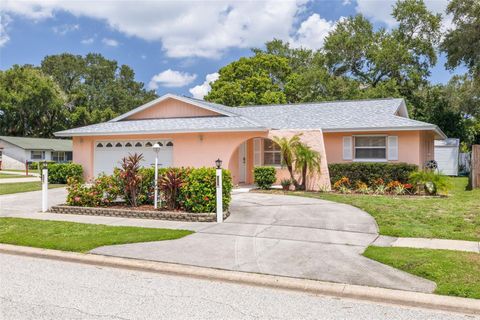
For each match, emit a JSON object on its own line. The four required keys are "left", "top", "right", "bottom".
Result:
{"left": 216, "top": 167, "right": 223, "bottom": 223}
{"left": 42, "top": 167, "right": 48, "bottom": 212}
{"left": 154, "top": 156, "right": 159, "bottom": 209}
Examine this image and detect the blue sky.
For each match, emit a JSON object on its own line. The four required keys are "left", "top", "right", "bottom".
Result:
{"left": 0, "top": 0, "right": 464, "bottom": 99}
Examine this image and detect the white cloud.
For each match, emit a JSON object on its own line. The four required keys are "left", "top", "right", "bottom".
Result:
{"left": 355, "top": 0, "right": 450, "bottom": 30}
{"left": 52, "top": 23, "right": 79, "bottom": 35}
{"left": 148, "top": 69, "right": 197, "bottom": 89}
{"left": 0, "top": 14, "right": 12, "bottom": 47}
{"left": 189, "top": 72, "right": 220, "bottom": 99}
{"left": 1, "top": 0, "right": 309, "bottom": 58}
{"left": 102, "top": 37, "right": 119, "bottom": 47}
{"left": 289, "top": 13, "right": 337, "bottom": 50}
{"left": 81, "top": 37, "right": 94, "bottom": 45}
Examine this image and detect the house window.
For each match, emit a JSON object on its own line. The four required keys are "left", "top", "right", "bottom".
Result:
{"left": 31, "top": 151, "right": 45, "bottom": 160}
{"left": 263, "top": 139, "right": 281, "bottom": 166}
{"left": 66, "top": 152, "right": 73, "bottom": 161}
{"left": 52, "top": 151, "right": 65, "bottom": 162}
{"left": 354, "top": 136, "right": 387, "bottom": 160}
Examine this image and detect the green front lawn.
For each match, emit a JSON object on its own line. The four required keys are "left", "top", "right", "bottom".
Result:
{"left": 364, "top": 246, "right": 480, "bottom": 299}
{"left": 0, "top": 181, "right": 64, "bottom": 195}
{"left": 0, "top": 217, "right": 193, "bottom": 252}
{"left": 283, "top": 177, "right": 480, "bottom": 241}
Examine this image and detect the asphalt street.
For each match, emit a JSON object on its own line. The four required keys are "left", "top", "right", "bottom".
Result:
{"left": 0, "top": 253, "right": 476, "bottom": 320}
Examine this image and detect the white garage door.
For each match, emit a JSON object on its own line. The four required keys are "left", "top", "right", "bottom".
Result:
{"left": 94, "top": 140, "right": 173, "bottom": 176}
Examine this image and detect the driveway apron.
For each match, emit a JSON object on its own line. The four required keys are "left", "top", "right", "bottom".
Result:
{"left": 92, "top": 192, "right": 435, "bottom": 293}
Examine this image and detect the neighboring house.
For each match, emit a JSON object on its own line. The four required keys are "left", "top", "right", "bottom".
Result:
{"left": 0, "top": 136, "right": 73, "bottom": 170}
{"left": 55, "top": 94, "right": 446, "bottom": 190}
{"left": 434, "top": 138, "right": 460, "bottom": 176}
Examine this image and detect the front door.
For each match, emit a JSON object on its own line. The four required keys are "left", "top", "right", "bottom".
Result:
{"left": 238, "top": 142, "right": 247, "bottom": 183}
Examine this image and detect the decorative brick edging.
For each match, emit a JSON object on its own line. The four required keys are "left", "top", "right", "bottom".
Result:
{"left": 49, "top": 205, "right": 230, "bottom": 222}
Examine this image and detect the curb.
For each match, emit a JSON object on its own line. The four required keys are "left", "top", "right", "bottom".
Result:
{"left": 1, "top": 243, "right": 479, "bottom": 315}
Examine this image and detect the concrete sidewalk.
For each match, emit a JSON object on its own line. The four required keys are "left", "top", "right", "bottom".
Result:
{"left": 0, "top": 176, "right": 40, "bottom": 184}
{"left": 373, "top": 236, "right": 480, "bottom": 253}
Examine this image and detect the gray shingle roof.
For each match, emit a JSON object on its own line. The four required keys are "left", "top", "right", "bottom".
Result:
{"left": 0, "top": 136, "right": 72, "bottom": 151}
{"left": 55, "top": 116, "right": 267, "bottom": 136}
{"left": 55, "top": 95, "right": 445, "bottom": 138}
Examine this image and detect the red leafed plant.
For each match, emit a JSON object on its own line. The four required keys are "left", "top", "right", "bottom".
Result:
{"left": 118, "top": 153, "right": 144, "bottom": 207}
{"left": 158, "top": 169, "right": 185, "bottom": 210}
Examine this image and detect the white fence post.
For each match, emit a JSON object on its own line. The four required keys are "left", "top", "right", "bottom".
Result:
{"left": 216, "top": 166, "right": 223, "bottom": 223}
{"left": 42, "top": 164, "right": 48, "bottom": 212}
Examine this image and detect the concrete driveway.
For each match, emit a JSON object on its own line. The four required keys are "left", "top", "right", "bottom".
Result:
{"left": 92, "top": 192, "right": 435, "bottom": 293}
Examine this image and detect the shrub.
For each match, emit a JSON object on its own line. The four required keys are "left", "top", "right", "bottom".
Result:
{"left": 66, "top": 178, "right": 99, "bottom": 207}
{"left": 181, "top": 167, "right": 232, "bottom": 213}
{"left": 355, "top": 181, "right": 371, "bottom": 194}
{"left": 47, "top": 162, "right": 83, "bottom": 184}
{"left": 117, "top": 153, "right": 144, "bottom": 206}
{"left": 409, "top": 170, "right": 452, "bottom": 195}
{"left": 66, "top": 174, "right": 121, "bottom": 207}
{"left": 253, "top": 166, "right": 277, "bottom": 189}
{"left": 280, "top": 178, "right": 292, "bottom": 191}
{"left": 328, "top": 162, "right": 418, "bottom": 186}
{"left": 159, "top": 169, "right": 186, "bottom": 210}
{"left": 333, "top": 176, "right": 350, "bottom": 190}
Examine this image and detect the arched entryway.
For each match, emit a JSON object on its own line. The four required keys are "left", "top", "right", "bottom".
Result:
{"left": 228, "top": 137, "right": 289, "bottom": 186}
{"left": 227, "top": 130, "right": 331, "bottom": 190}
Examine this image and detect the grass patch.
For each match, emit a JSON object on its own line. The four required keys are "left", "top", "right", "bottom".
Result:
{"left": 364, "top": 246, "right": 480, "bottom": 299}
{"left": 0, "top": 181, "right": 64, "bottom": 195}
{"left": 0, "top": 217, "right": 193, "bottom": 252}
{"left": 0, "top": 173, "right": 31, "bottom": 179}
{"left": 279, "top": 177, "right": 480, "bottom": 241}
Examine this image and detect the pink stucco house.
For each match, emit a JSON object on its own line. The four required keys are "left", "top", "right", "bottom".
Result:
{"left": 55, "top": 94, "right": 446, "bottom": 190}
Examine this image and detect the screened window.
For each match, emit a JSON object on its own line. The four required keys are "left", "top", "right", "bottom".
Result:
{"left": 145, "top": 142, "right": 152, "bottom": 147}
{"left": 135, "top": 142, "right": 142, "bottom": 147}
{"left": 354, "top": 136, "right": 386, "bottom": 160}
{"left": 263, "top": 139, "right": 281, "bottom": 166}
{"left": 52, "top": 151, "right": 65, "bottom": 162}
{"left": 96, "top": 143, "right": 103, "bottom": 148}
{"left": 115, "top": 142, "right": 122, "bottom": 147}
{"left": 106, "top": 143, "right": 113, "bottom": 148}
{"left": 31, "top": 151, "right": 45, "bottom": 160}
{"left": 125, "top": 142, "right": 132, "bottom": 147}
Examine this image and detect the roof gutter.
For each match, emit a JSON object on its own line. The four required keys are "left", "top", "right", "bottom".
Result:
{"left": 322, "top": 125, "right": 447, "bottom": 139}
{"left": 54, "top": 126, "right": 270, "bottom": 137}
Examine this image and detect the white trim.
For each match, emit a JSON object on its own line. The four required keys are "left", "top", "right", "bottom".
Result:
{"left": 323, "top": 126, "right": 447, "bottom": 139}
{"left": 353, "top": 159, "right": 388, "bottom": 162}
{"left": 353, "top": 135, "right": 387, "bottom": 161}
{"left": 55, "top": 126, "right": 268, "bottom": 137}
{"left": 109, "top": 94, "right": 237, "bottom": 122}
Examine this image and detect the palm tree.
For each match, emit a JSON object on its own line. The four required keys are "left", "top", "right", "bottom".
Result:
{"left": 294, "top": 143, "right": 321, "bottom": 191}
{"left": 272, "top": 135, "right": 301, "bottom": 189}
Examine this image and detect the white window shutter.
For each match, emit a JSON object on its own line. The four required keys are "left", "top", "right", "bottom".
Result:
{"left": 253, "top": 138, "right": 262, "bottom": 166}
{"left": 387, "top": 136, "right": 398, "bottom": 160}
{"left": 343, "top": 136, "right": 353, "bottom": 160}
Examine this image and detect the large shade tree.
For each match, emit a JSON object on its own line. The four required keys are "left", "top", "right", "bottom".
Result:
{"left": 0, "top": 65, "right": 66, "bottom": 137}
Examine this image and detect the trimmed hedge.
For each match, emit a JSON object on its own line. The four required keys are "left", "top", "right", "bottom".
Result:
{"left": 253, "top": 166, "right": 277, "bottom": 189}
{"left": 47, "top": 163, "right": 83, "bottom": 184}
{"left": 328, "top": 162, "right": 418, "bottom": 185}
{"left": 182, "top": 168, "right": 232, "bottom": 213}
